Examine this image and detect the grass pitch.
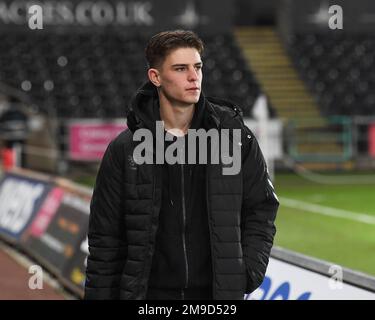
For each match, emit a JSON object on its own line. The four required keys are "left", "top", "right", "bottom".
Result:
{"left": 274, "top": 173, "right": 375, "bottom": 276}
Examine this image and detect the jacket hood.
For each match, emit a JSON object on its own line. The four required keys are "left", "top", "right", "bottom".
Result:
{"left": 126, "top": 81, "right": 161, "bottom": 134}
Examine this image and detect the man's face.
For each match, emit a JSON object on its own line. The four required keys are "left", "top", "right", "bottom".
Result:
{"left": 154, "top": 47, "right": 203, "bottom": 106}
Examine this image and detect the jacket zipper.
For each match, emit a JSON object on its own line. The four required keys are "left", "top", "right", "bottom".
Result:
{"left": 206, "top": 163, "right": 216, "bottom": 300}
{"left": 181, "top": 162, "right": 189, "bottom": 294}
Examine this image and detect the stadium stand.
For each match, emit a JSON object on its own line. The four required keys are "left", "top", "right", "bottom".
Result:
{"left": 287, "top": 33, "right": 375, "bottom": 116}
{"left": 0, "top": 31, "right": 274, "bottom": 119}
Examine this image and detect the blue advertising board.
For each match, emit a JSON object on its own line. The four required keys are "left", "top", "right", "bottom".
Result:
{"left": 0, "top": 173, "right": 52, "bottom": 241}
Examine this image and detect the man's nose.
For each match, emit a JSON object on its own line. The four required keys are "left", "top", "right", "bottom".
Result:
{"left": 187, "top": 67, "right": 198, "bottom": 81}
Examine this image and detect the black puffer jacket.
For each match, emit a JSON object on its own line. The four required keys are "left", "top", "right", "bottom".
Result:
{"left": 84, "top": 82, "right": 279, "bottom": 300}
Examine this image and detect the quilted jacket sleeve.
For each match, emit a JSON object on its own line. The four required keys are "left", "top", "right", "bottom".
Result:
{"left": 240, "top": 126, "right": 279, "bottom": 294}
{"left": 84, "top": 138, "right": 127, "bottom": 299}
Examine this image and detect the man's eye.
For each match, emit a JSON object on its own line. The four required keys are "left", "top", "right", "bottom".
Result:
{"left": 195, "top": 65, "right": 202, "bottom": 70}
{"left": 176, "top": 67, "right": 185, "bottom": 71}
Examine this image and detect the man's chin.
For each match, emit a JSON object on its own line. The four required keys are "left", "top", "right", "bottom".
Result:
{"left": 187, "top": 98, "right": 200, "bottom": 105}
{"left": 182, "top": 95, "right": 200, "bottom": 105}
{"left": 163, "top": 91, "right": 200, "bottom": 107}
{"left": 173, "top": 98, "right": 199, "bottom": 107}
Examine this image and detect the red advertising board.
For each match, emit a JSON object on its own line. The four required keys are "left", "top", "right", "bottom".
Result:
{"left": 69, "top": 121, "right": 126, "bottom": 161}
{"left": 369, "top": 124, "right": 375, "bottom": 157}
{"left": 27, "top": 187, "right": 65, "bottom": 238}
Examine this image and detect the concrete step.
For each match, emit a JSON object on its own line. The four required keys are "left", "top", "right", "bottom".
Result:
{"left": 263, "top": 91, "right": 310, "bottom": 98}
{"left": 293, "top": 161, "right": 354, "bottom": 170}
{"left": 251, "top": 65, "right": 296, "bottom": 71}
{"left": 295, "top": 147, "right": 344, "bottom": 155}
{"left": 274, "top": 103, "right": 317, "bottom": 109}
{"left": 274, "top": 104, "right": 315, "bottom": 109}
{"left": 234, "top": 26, "right": 331, "bottom": 154}
{"left": 278, "top": 105, "right": 319, "bottom": 111}
{"left": 278, "top": 113, "right": 322, "bottom": 119}
{"left": 253, "top": 72, "right": 301, "bottom": 82}
{"left": 260, "top": 84, "right": 308, "bottom": 91}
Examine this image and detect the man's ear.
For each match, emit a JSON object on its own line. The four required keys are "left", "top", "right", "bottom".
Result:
{"left": 148, "top": 68, "right": 161, "bottom": 87}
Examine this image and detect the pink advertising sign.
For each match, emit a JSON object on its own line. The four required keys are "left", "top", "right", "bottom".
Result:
{"left": 69, "top": 121, "right": 126, "bottom": 161}
{"left": 369, "top": 124, "right": 375, "bottom": 157}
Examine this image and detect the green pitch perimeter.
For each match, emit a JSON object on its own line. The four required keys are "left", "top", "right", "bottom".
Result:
{"left": 74, "top": 172, "right": 375, "bottom": 277}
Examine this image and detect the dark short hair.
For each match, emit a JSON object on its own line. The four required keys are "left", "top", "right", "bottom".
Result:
{"left": 145, "top": 30, "right": 204, "bottom": 69}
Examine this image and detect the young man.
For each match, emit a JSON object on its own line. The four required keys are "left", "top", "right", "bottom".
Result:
{"left": 84, "top": 30, "right": 279, "bottom": 300}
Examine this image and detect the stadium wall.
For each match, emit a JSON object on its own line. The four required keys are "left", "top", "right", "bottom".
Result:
{"left": 0, "top": 0, "right": 234, "bottom": 34}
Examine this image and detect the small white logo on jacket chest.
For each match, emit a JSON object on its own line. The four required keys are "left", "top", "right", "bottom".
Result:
{"left": 127, "top": 155, "right": 137, "bottom": 170}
